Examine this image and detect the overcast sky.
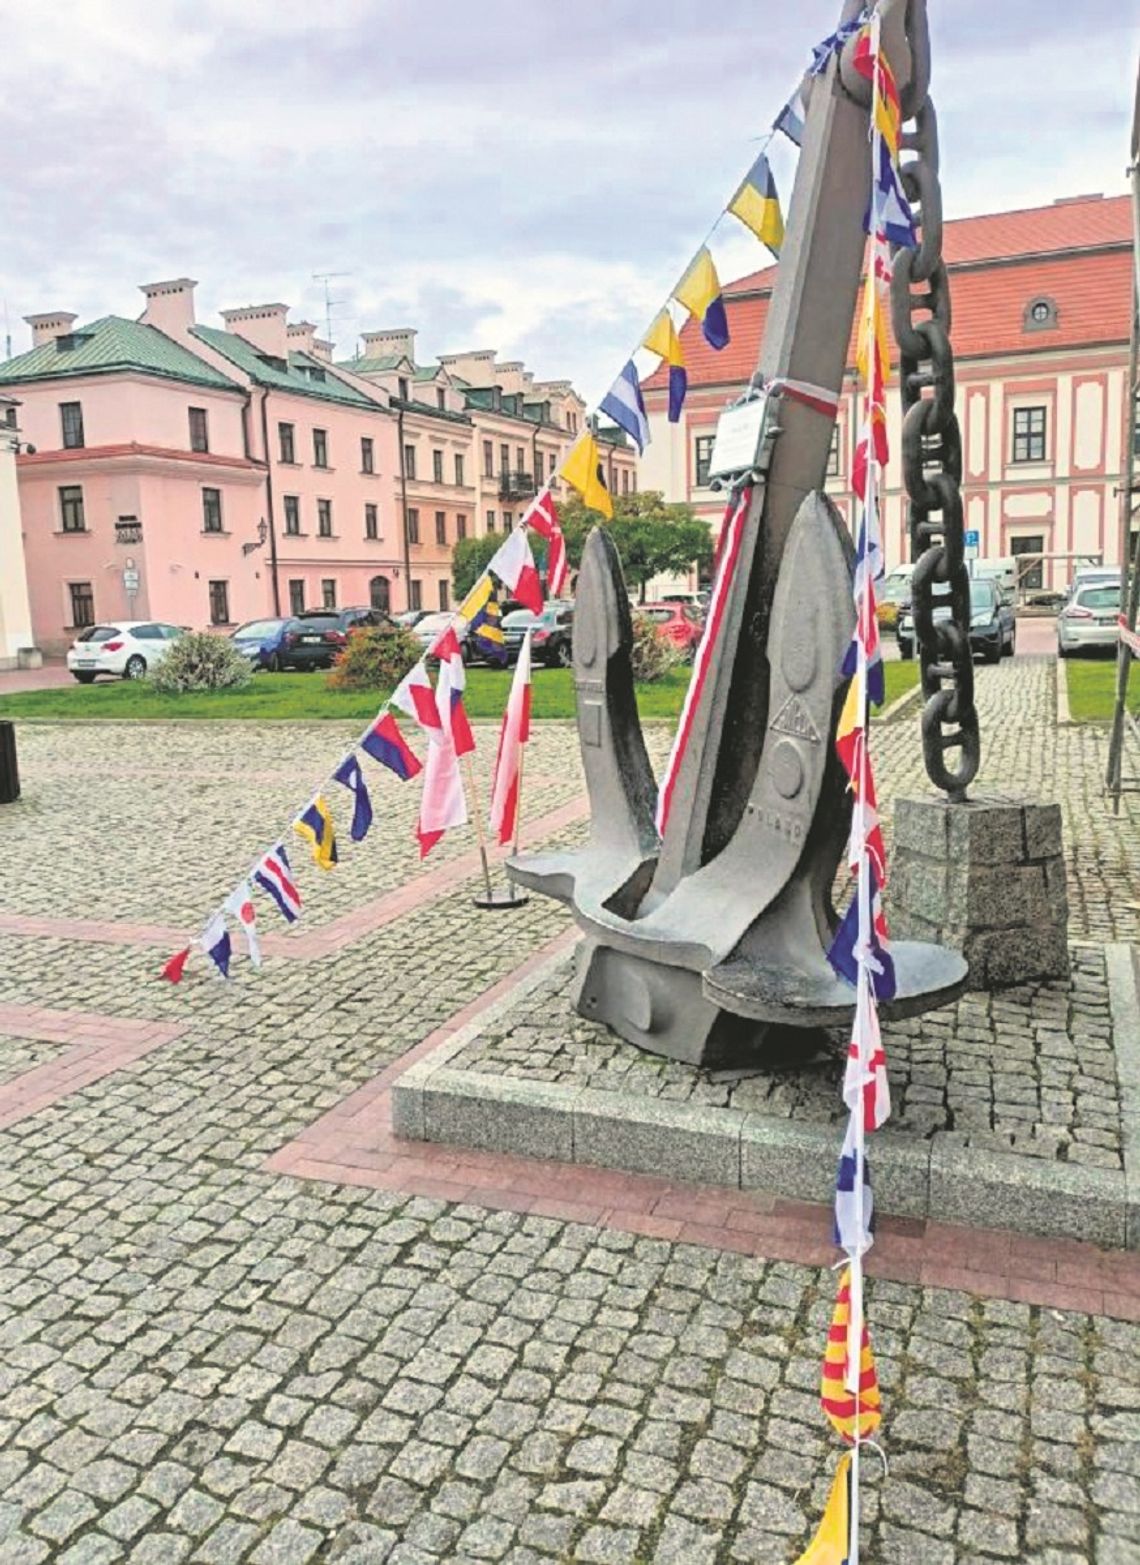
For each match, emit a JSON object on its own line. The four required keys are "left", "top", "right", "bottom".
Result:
{"left": 1, "top": 2, "right": 1134, "bottom": 407}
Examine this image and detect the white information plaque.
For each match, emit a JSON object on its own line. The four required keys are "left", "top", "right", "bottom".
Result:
{"left": 708, "top": 395, "right": 771, "bottom": 483}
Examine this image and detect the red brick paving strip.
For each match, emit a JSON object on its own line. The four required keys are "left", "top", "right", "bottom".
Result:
{"left": 0, "top": 1005, "right": 187, "bottom": 1131}
{"left": 268, "top": 932, "right": 1140, "bottom": 1324}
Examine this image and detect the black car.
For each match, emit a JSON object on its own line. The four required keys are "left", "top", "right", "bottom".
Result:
{"left": 281, "top": 606, "right": 393, "bottom": 670}
{"left": 502, "top": 602, "right": 574, "bottom": 667}
{"left": 896, "top": 578, "right": 1015, "bottom": 664}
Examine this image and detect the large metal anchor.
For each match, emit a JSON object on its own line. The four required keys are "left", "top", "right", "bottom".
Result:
{"left": 510, "top": 0, "right": 967, "bottom": 1066}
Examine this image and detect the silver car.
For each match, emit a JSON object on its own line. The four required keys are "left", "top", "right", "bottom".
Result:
{"left": 1057, "top": 582, "right": 1120, "bottom": 657}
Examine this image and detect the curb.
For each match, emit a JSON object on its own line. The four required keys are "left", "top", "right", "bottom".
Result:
{"left": 393, "top": 942, "right": 1139, "bottom": 1252}
{"left": 879, "top": 678, "right": 922, "bottom": 725}
{"left": 1056, "top": 656, "right": 1073, "bottom": 727}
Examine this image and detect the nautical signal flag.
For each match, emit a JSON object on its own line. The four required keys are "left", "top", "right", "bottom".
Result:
{"left": 361, "top": 712, "right": 422, "bottom": 780}
{"left": 253, "top": 843, "right": 301, "bottom": 923}
{"left": 432, "top": 627, "right": 476, "bottom": 758}
{"left": 773, "top": 85, "right": 806, "bottom": 147}
{"left": 792, "top": 1453, "right": 852, "bottom": 1565}
{"left": 202, "top": 913, "right": 232, "bottom": 980}
{"left": 642, "top": 312, "right": 687, "bottom": 424}
{"left": 224, "top": 882, "right": 262, "bottom": 967}
{"left": 416, "top": 732, "right": 467, "bottom": 858}
{"left": 559, "top": 435, "right": 613, "bottom": 521}
{"left": 489, "top": 525, "right": 545, "bottom": 612}
{"left": 391, "top": 663, "right": 442, "bottom": 733}
{"left": 828, "top": 863, "right": 896, "bottom": 1002}
{"left": 674, "top": 247, "right": 729, "bottom": 351}
{"left": 525, "top": 491, "right": 569, "bottom": 599}
{"left": 489, "top": 628, "right": 532, "bottom": 846}
{"left": 161, "top": 946, "right": 191, "bottom": 983}
{"left": 844, "top": 969, "right": 891, "bottom": 1134}
{"left": 833, "top": 1113, "right": 874, "bottom": 1256}
{"left": 820, "top": 1267, "right": 882, "bottom": 1445}
{"left": 459, "top": 574, "right": 508, "bottom": 664}
{"left": 600, "top": 360, "right": 650, "bottom": 455}
{"left": 333, "top": 753, "right": 374, "bottom": 842}
{"left": 870, "top": 137, "right": 917, "bottom": 249}
{"left": 294, "top": 795, "right": 338, "bottom": 870}
{"left": 728, "top": 153, "right": 784, "bottom": 256}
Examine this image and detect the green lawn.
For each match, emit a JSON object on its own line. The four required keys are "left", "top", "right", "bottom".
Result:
{"left": 0, "top": 660, "right": 918, "bottom": 723}
{"left": 1063, "top": 656, "right": 1140, "bottom": 724}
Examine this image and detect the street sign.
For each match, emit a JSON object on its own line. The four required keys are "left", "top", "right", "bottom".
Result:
{"left": 964, "top": 530, "right": 979, "bottom": 548}
{"left": 123, "top": 568, "right": 140, "bottom": 594}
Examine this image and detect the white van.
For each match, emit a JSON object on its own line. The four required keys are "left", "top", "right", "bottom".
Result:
{"left": 969, "top": 557, "right": 1017, "bottom": 597}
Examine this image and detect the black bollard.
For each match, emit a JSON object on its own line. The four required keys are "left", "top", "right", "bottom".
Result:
{"left": 0, "top": 720, "right": 19, "bottom": 804}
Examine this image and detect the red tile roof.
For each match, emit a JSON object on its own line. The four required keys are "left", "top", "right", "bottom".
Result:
{"left": 645, "top": 195, "right": 1133, "bottom": 396}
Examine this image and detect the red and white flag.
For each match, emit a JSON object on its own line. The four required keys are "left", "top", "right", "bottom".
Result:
{"left": 430, "top": 626, "right": 476, "bottom": 758}
{"left": 489, "top": 527, "right": 544, "bottom": 614}
{"left": 489, "top": 629, "right": 532, "bottom": 846}
{"left": 391, "top": 662, "right": 442, "bottom": 733}
{"left": 225, "top": 882, "right": 262, "bottom": 968}
{"left": 525, "top": 490, "right": 568, "bottom": 597}
{"left": 416, "top": 731, "right": 468, "bottom": 858}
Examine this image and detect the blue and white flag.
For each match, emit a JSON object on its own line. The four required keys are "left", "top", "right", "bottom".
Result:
{"left": 810, "top": 12, "right": 867, "bottom": 75}
{"left": 834, "top": 1115, "right": 874, "bottom": 1255}
{"left": 828, "top": 859, "right": 896, "bottom": 1001}
{"left": 773, "top": 85, "right": 806, "bottom": 147}
{"left": 202, "top": 913, "right": 232, "bottom": 980}
{"left": 869, "top": 140, "right": 918, "bottom": 249}
{"left": 333, "top": 753, "right": 374, "bottom": 842}
{"left": 599, "top": 360, "right": 650, "bottom": 455}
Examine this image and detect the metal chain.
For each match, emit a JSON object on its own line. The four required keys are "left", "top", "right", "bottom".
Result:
{"left": 888, "top": 8, "right": 979, "bottom": 800}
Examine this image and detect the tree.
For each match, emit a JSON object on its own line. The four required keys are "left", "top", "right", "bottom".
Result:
{"left": 556, "top": 489, "right": 712, "bottom": 602}
{"left": 451, "top": 534, "right": 501, "bottom": 600}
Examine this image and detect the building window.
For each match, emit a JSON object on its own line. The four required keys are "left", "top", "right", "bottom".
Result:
{"left": 60, "top": 401, "right": 84, "bottom": 449}
{"left": 1012, "top": 406, "right": 1047, "bottom": 463}
{"left": 437, "top": 388, "right": 446, "bottom": 411}
{"left": 321, "top": 578, "right": 337, "bottom": 609}
{"left": 500, "top": 443, "right": 510, "bottom": 476}
{"left": 435, "top": 511, "right": 447, "bottom": 545}
{"left": 313, "top": 428, "right": 329, "bottom": 468}
{"left": 208, "top": 580, "right": 230, "bottom": 625}
{"left": 409, "top": 578, "right": 422, "bottom": 611}
{"left": 289, "top": 579, "right": 305, "bottom": 614}
{"left": 516, "top": 446, "right": 525, "bottom": 472}
{"left": 202, "top": 488, "right": 223, "bottom": 533}
{"left": 370, "top": 575, "right": 391, "bottom": 612}
{"left": 1023, "top": 296, "right": 1058, "bottom": 332}
{"left": 1010, "top": 534, "right": 1044, "bottom": 592}
{"left": 535, "top": 451, "right": 544, "bottom": 487}
{"left": 826, "top": 425, "right": 841, "bottom": 477}
{"left": 454, "top": 453, "right": 465, "bottom": 487}
{"left": 486, "top": 509, "right": 496, "bottom": 532}
{"left": 483, "top": 440, "right": 494, "bottom": 477}
{"left": 68, "top": 581, "right": 94, "bottom": 628}
{"left": 398, "top": 376, "right": 409, "bottom": 401}
{"left": 279, "top": 422, "right": 295, "bottom": 463}
{"left": 695, "top": 435, "right": 715, "bottom": 487}
{"left": 403, "top": 444, "right": 417, "bottom": 480}
{"left": 406, "top": 507, "right": 420, "bottom": 544}
{"left": 503, "top": 512, "right": 513, "bottom": 532}
{"left": 433, "top": 449, "right": 444, "bottom": 484}
{"left": 361, "top": 436, "right": 374, "bottom": 474}
{"left": 456, "top": 513, "right": 467, "bottom": 540}
{"left": 365, "top": 502, "right": 379, "bottom": 540}
{"left": 59, "top": 485, "right": 86, "bottom": 532}
{"left": 189, "top": 407, "right": 209, "bottom": 453}
{"left": 622, "top": 469, "right": 630, "bottom": 495}
{"left": 438, "top": 580, "right": 450, "bottom": 611}
{"left": 317, "top": 499, "right": 333, "bottom": 537}
{"left": 283, "top": 495, "right": 300, "bottom": 535}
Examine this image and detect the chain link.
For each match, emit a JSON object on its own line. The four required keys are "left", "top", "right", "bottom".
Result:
{"left": 889, "top": 24, "right": 979, "bottom": 801}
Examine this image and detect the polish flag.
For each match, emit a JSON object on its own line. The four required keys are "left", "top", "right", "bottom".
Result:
{"left": 416, "top": 731, "right": 468, "bottom": 858}
{"left": 489, "top": 527, "right": 544, "bottom": 614}
{"left": 489, "top": 630, "right": 532, "bottom": 846}
{"left": 391, "top": 662, "right": 442, "bottom": 732}
{"left": 525, "top": 490, "right": 568, "bottom": 598}
{"left": 430, "top": 626, "right": 476, "bottom": 758}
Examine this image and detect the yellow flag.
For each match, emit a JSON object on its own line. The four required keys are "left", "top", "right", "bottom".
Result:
{"left": 793, "top": 1453, "right": 851, "bottom": 1565}
{"left": 673, "top": 247, "right": 729, "bottom": 349}
{"left": 559, "top": 435, "right": 613, "bottom": 519}
{"left": 642, "top": 310, "right": 684, "bottom": 369}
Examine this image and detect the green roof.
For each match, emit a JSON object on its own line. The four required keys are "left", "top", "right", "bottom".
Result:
{"left": 194, "top": 327, "right": 383, "bottom": 408}
{"left": 335, "top": 353, "right": 409, "bottom": 375}
{"left": 390, "top": 397, "right": 472, "bottom": 427}
{"left": 413, "top": 364, "right": 442, "bottom": 382}
{"left": 0, "top": 316, "right": 240, "bottom": 392}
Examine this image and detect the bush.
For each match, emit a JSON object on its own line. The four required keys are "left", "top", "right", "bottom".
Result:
{"left": 629, "top": 613, "right": 683, "bottom": 683}
{"left": 148, "top": 631, "right": 252, "bottom": 694}
{"left": 326, "top": 623, "right": 422, "bottom": 692}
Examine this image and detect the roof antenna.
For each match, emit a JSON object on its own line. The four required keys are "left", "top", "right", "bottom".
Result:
{"left": 312, "top": 272, "right": 351, "bottom": 349}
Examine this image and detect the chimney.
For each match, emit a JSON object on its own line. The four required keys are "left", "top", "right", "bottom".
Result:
{"left": 311, "top": 337, "right": 333, "bottom": 363}
{"left": 286, "top": 320, "right": 318, "bottom": 355}
{"left": 25, "top": 312, "right": 78, "bottom": 348}
{"left": 362, "top": 328, "right": 417, "bottom": 362}
{"left": 139, "top": 278, "right": 197, "bottom": 337}
{"left": 220, "top": 303, "right": 290, "bottom": 361}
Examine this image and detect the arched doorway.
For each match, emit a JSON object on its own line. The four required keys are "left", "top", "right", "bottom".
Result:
{"left": 370, "top": 575, "right": 391, "bottom": 613}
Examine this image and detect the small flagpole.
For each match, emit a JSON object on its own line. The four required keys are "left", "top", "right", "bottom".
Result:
{"left": 462, "top": 753, "right": 497, "bottom": 904}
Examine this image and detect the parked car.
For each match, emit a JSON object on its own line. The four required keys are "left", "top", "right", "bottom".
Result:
{"left": 394, "top": 609, "right": 427, "bottom": 629}
{"left": 277, "top": 606, "right": 393, "bottom": 671}
{"left": 877, "top": 566, "right": 914, "bottom": 628}
{"left": 639, "top": 602, "right": 704, "bottom": 659}
{"left": 230, "top": 617, "right": 295, "bottom": 671}
{"left": 412, "top": 612, "right": 459, "bottom": 656}
{"left": 1057, "top": 581, "right": 1121, "bottom": 658}
{"left": 896, "top": 579, "right": 1015, "bottom": 663}
{"left": 1064, "top": 565, "right": 1118, "bottom": 603}
{"left": 502, "top": 602, "right": 575, "bottom": 667}
{"left": 66, "top": 621, "right": 183, "bottom": 683}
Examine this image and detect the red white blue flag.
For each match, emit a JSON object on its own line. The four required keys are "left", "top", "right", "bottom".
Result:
{"left": 431, "top": 626, "right": 476, "bottom": 759}
{"left": 253, "top": 843, "right": 301, "bottom": 923}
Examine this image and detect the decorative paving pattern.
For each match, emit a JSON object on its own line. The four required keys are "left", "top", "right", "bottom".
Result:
{"left": 0, "top": 1035, "right": 69, "bottom": 1087}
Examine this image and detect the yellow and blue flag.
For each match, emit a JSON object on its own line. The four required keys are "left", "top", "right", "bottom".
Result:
{"left": 728, "top": 153, "right": 784, "bottom": 256}
{"left": 674, "top": 247, "right": 729, "bottom": 351}
{"left": 642, "top": 311, "right": 687, "bottom": 424}
{"left": 560, "top": 435, "right": 613, "bottom": 520}
{"left": 294, "top": 794, "right": 338, "bottom": 870}
{"left": 460, "top": 575, "right": 507, "bottom": 664}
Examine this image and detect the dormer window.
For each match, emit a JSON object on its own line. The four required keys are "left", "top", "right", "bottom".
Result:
{"left": 54, "top": 333, "right": 92, "bottom": 353}
{"left": 258, "top": 352, "right": 289, "bottom": 373}
{"left": 1024, "top": 296, "right": 1058, "bottom": 332}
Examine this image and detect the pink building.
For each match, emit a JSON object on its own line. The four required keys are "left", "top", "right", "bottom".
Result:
{"left": 1, "top": 281, "right": 406, "bottom": 653}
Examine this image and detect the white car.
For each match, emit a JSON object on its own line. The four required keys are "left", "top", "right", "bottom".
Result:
{"left": 66, "top": 621, "right": 184, "bottom": 683}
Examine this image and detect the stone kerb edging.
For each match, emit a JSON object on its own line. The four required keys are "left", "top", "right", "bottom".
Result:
{"left": 393, "top": 941, "right": 1140, "bottom": 1252}
{"left": 878, "top": 676, "right": 923, "bottom": 725}
{"left": 1056, "top": 656, "right": 1073, "bottom": 726}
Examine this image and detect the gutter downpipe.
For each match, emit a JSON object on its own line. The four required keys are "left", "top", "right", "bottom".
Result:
{"left": 258, "top": 388, "right": 281, "bottom": 616}
{"left": 397, "top": 405, "right": 413, "bottom": 612}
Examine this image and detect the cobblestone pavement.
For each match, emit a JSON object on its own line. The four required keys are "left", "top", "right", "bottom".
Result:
{"left": 0, "top": 666, "right": 1138, "bottom": 1562}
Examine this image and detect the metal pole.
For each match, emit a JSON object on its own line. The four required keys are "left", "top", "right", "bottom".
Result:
{"left": 463, "top": 754, "right": 496, "bottom": 902}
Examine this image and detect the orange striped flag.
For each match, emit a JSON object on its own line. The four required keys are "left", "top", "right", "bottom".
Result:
{"left": 820, "top": 1267, "right": 881, "bottom": 1444}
